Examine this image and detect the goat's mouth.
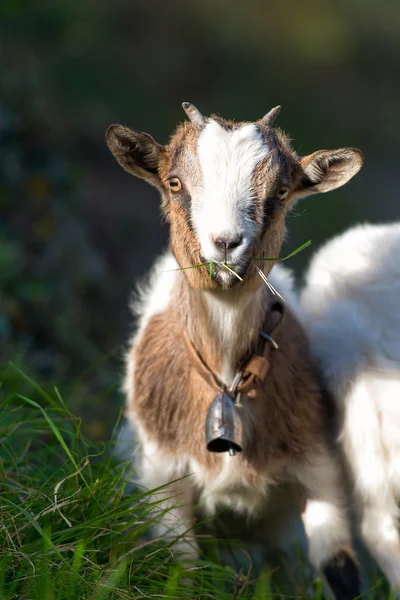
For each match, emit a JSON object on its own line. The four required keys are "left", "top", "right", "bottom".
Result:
{"left": 200, "top": 256, "right": 252, "bottom": 288}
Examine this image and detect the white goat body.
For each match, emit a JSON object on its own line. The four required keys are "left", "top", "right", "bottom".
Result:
{"left": 301, "top": 222, "right": 400, "bottom": 591}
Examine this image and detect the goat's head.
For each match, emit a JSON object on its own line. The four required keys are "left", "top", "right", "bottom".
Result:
{"left": 106, "top": 104, "right": 363, "bottom": 290}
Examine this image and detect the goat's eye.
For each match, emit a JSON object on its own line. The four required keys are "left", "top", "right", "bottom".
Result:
{"left": 168, "top": 177, "right": 182, "bottom": 192}
{"left": 276, "top": 187, "right": 290, "bottom": 200}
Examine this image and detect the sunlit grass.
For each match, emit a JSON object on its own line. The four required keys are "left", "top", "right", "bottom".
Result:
{"left": 0, "top": 363, "right": 278, "bottom": 599}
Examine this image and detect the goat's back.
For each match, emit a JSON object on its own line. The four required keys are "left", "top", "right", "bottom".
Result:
{"left": 301, "top": 222, "right": 400, "bottom": 389}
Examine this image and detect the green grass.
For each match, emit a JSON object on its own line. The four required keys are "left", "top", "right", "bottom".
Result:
{"left": 0, "top": 362, "right": 392, "bottom": 599}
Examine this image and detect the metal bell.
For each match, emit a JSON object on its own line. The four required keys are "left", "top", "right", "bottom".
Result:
{"left": 205, "top": 392, "right": 243, "bottom": 456}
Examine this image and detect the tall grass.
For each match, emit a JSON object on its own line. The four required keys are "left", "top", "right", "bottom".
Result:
{"left": 0, "top": 362, "right": 391, "bottom": 599}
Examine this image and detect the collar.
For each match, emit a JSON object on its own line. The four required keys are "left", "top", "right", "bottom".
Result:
{"left": 183, "top": 300, "right": 285, "bottom": 398}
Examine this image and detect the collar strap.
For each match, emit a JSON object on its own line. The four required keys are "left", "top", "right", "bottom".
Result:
{"left": 183, "top": 300, "right": 285, "bottom": 396}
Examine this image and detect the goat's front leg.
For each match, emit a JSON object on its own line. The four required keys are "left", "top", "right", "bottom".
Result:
{"left": 341, "top": 372, "right": 400, "bottom": 592}
{"left": 137, "top": 445, "right": 200, "bottom": 561}
{"left": 293, "top": 448, "right": 361, "bottom": 600}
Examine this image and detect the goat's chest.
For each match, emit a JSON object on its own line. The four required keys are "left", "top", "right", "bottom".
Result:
{"left": 130, "top": 310, "right": 323, "bottom": 475}
{"left": 133, "top": 367, "right": 321, "bottom": 479}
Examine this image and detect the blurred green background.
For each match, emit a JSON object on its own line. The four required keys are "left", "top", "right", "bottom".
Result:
{"left": 1, "top": 0, "right": 399, "bottom": 438}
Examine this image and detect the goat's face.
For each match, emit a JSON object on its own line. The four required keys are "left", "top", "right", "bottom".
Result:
{"left": 106, "top": 104, "right": 363, "bottom": 290}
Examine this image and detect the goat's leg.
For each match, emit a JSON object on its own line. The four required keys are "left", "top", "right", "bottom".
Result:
{"left": 294, "top": 449, "right": 361, "bottom": 600}
{"left": 137, "top": 448, "right": 200, "bottom": 561}
{"left": 341, "top": 372, "right": 400, "bottom": 591}
{"left": 359, "top": 501, "right": 400, "bottom": 593}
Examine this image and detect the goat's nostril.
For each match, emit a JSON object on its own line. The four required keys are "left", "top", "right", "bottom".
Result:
{"left": 226, "top": 235, "right": 243, "bottom": 250}
{"left": 212, "top": 234, "right": 243, "bottom": 252}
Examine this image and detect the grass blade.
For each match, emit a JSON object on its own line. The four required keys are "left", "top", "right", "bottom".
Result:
{"left": 15, "top": 394, "right": 88, "bottom": 487}
{"left": 0, "top": 496, "right": 64, "bottom": 561}
{"left": 165, "top": 262, "right": 210, "bottom": 272}
{"left": 253, "top": 265, "right": 285, "bottom": 302}
{"left": 253, "top": 239, "right": 312, "bottom": 262}
{"left": 219, "top": 262, "right": 243, "bottom": 281}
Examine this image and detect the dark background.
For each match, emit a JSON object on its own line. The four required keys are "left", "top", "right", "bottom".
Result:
{"left": 1, "top": 0, "right": 399, "bottom": 437}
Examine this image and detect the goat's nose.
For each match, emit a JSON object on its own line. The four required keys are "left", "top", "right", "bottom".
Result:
{"left": 212, "top": 233, "right": 244, "bottom": 252}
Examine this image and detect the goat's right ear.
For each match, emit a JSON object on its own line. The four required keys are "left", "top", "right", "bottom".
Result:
{"left": 105, "top": 124, "right": 166, "bottom": 189}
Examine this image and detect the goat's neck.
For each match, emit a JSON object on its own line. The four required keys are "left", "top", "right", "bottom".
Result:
{"left": 176, "top": 277, "right": 268, "bottom": 386}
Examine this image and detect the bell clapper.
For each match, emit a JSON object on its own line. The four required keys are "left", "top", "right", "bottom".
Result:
{"left": 233, "top": 392, "right": 241, "bottom": 406}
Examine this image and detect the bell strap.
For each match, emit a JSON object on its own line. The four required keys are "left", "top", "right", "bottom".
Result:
{"left": 183, "top": 330, "right": 222, "bottom": 394}
{"left": 183, "top": 300, "right": 285, "bottom": 396}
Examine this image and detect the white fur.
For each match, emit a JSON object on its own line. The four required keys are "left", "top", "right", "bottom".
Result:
{"left": 203, "top": 285, "right": 264, "bottom": 385}
{"left": 194, "top": 453, "right": 270, "bottom": 516}
{"left": 194, "top": 120, "right": 269, "bottom": 265}
{"left": 301, "top": 222, "right": 400, "bottom": 590}
{"left": 269, "top": 263, "right": 304, "bottom": 322}
{"left": 204, "top": 264, "right": 302, "bottom": 354}
{"left": 292, "top": 448, "right": 351, "bottom": 568}
{"left": 138, "top": 441, "right": 199, "bottom": 559}
{"left": 133, "top": 251, "right": 179, "bottom": 337}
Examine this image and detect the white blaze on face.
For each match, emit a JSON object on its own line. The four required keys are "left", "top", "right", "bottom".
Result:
{"left": 193, "top": 120, "right": 269, "bottom": 262}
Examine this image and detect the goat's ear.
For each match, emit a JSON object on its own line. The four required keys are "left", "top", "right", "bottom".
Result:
{"left": 106, "top": 124, "right": 166, "bottom": 189}
{"left": 295, "top": 148, "right": 363, "bottom": 198}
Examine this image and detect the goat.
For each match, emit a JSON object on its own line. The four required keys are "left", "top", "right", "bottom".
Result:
{"left": 301, "top": 222, "right": 400, "bottom": 593}
{"left": 106, "top": 103, "right": 363, "bottom": 599}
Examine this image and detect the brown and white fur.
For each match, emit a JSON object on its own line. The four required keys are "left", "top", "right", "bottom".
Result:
{"left": 106, "top": 103, "right": 363, "bottom": 599}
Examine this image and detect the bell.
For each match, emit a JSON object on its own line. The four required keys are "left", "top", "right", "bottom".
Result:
{"left": 205, "top": 392, "right": 243, "bottom": 455}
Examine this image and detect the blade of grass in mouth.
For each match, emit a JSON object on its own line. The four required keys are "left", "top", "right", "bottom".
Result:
{"left": 165, "top": 260, "right": 243, "bottom": 282}
{"left": 163, "top": 240, "right": 311, "bottom": 283}
{"left": 167, "top": 262, "right": 211, "bottom": 271}
{"left": 219, "top": 262, "right": 243, "bottom": 281}
{"left": 253, "top": 239, "right": 312, "bottom": 262}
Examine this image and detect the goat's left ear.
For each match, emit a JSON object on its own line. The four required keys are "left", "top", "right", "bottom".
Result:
{"left": 106, "top": 124, "right": 166, "bottom": 190}
{"left": 295, "top": 148, "right": 363, "bottom": 198}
